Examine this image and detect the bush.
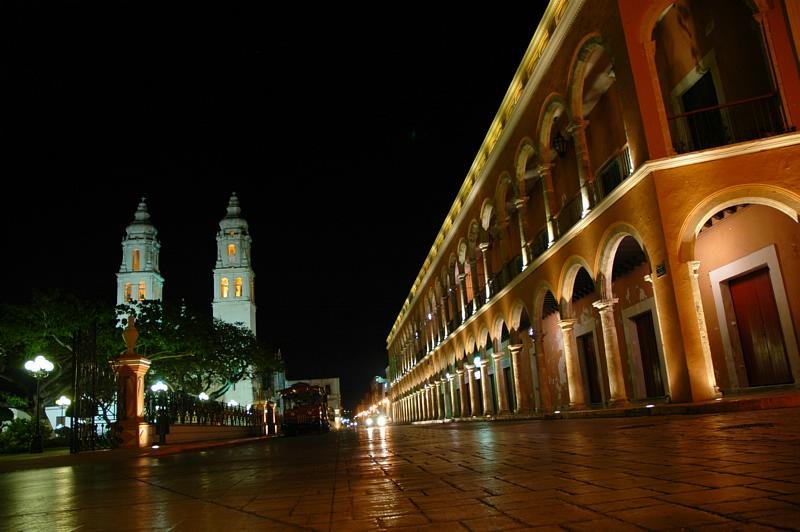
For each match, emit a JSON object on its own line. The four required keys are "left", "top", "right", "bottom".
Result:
{"left": 0, "top": 418, "right": 53, "bottom": 454}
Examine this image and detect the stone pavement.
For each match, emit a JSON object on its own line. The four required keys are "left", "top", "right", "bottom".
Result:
{"left": 2, "top": 406, "right": 800, "bottom": 530}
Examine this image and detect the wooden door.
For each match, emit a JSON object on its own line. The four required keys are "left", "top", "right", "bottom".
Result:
{"left": 730, "top": 268, "right": 793, "bottom": 386}
{"left": 633, "top": 311, "right": 665, "bottom": 397}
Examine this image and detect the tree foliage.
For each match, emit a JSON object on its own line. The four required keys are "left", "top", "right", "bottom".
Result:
{"left": 0, "top": 292, "right": 283, "bottom": 412}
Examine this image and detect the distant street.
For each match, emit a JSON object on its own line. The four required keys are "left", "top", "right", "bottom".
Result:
{"left": 3, "top": 408, "right": 800, "bottom": 530}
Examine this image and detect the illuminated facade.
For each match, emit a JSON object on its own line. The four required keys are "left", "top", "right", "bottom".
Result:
{"left": 386, "top": 0, "right": 800, "bottom": 423}
{"left": 116, "top": 198, "right": 164, "bottom": 305}
{"left": 213, "top": 192, "right": 258, "bottom": 406}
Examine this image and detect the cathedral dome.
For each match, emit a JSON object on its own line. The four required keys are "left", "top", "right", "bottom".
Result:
{"left": 125, "top": 197, "right": 158, "bottom": 239}
{"left": 219, "top": 192, "right": 249, "bottom": 233}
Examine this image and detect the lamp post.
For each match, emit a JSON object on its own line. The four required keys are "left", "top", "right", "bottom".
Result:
{"left": 150, "top": 381, "right": 168, "bottom": 445}
{"left": 55, "top": 395, "right": 71, "bottom": 429}
{"left": 24, "top": 355, "right": 54, "bottom": 453}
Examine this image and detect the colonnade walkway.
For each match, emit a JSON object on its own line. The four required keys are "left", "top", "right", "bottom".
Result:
{"left": 2, "top": 406, "right": 800, "bottom": 530}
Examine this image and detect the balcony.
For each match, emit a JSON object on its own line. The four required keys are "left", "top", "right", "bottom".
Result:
{"left": 668, "top": 92, "right": 790, "bottom": 154}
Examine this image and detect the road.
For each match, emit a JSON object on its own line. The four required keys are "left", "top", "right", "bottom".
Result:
{"left": 3, "top": 407, "right": 800, "bottom": 530}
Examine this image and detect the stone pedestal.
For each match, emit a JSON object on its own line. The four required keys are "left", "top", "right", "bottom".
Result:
{"left": 113, "top": 317, "right": 152, "bottom": 448}
{"left": 114, "top": 356, "right": 152, "bottom": 448}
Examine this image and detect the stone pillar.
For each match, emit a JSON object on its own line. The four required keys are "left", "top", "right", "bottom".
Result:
{"left": 440, "top": 296, "right": 449, "bottom": 337}
{"left": 533, "top": 328, "right": 549, "bottom": 412}
{"left": 479, "top": 242, "right": 492, "bottom": 301}
{"left": 457, "top": 368, "right": 468, "bottom": 417}
{"left": 492, "top": 353, "right": 510, "bottom": 414}
{"left": 458, "top": 273, "right": 468, "bottom": 321}
{"left": 113, "top": 317, "right": 153, "bottom": 448}
{"left": 592, "top": 298, "right": 629, "bottom": 405}
{"left": 514, "top": 196, "right": 530, "bottom": 269}
{"left": 558, "top": 319, "right": 587, "bottom": 408}
{"left": 449, "top": 374, "right": 459, "bottom": 418}
{"left": 436, "top": 380, "right": 446, "bottom": 419}
{"left": 466, "top": 364, "right": 479, "bottom": 416}
{"left": 538, "top": 163, "right": 557, "bottom": 243}
{"left": 480, "top": 359, "right": 494, "bottom": 416}
{"left": 509, "top": 344, "right": 532, "bottom": 412}
{"left": 687, "top": 261, "right": 721, "bottom": 399}
{"left": 567, "top": 118, "right": 594, "bottom": 211}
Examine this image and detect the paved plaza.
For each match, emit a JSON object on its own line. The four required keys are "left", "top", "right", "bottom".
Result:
{"left": 2, "top": 407, "right": 800, "bottom": 530}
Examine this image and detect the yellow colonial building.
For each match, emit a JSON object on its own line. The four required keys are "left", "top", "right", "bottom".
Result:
{"left": 386, "top": 0, "right": 800, "bottom": 423}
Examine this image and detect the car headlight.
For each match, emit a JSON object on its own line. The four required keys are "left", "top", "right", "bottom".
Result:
{"left": 376, "top": 415, "right": 387, "bottom": 427}
{"left": 365, "top": 417, "right": 374, "bottom": 426}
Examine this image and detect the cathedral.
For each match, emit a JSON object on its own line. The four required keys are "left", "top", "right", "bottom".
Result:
{"left": 116, "top": 193, "right": 257, "bottom": 406}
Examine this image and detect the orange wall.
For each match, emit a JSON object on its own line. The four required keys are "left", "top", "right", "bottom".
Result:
{"left": 694, "top": 204, "right": 800, "bottom": 389}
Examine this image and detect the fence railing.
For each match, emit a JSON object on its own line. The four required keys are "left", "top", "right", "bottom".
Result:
{"left": 144, "top": 390, "right": 263, "bottom": 427}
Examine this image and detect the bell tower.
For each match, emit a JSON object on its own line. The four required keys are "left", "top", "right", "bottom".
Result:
{"left": 117, "top": 198, "right": 164, "bottom": 305}
{"left": 213, "top": 192, "right": 257, "bottom": 405}
{"left": 212, "top": 192, "right": 256, "bottom": 333}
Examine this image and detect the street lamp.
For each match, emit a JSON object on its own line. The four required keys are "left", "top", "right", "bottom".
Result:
{"left": 24, "top": 355, "right": 54, "bottom": 453}
{"left": 150, "top": 381, "right": 168, "bottom": 445}
{"left": 55, "top": 395, "right": 71, "bottom": 429}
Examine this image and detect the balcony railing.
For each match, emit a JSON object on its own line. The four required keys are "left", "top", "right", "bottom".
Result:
{"left": 595, "top": 146, "right": 632, "bottom": 202}
{"left": 554, "top": 192, "right": 583, "bottom": 237}
{"left": 668, "top": 92, "right": 789, "bottom": 154}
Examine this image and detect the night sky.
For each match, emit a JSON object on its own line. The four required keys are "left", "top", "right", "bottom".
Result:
{"left": 3, "top": 3, "right": 547, "bottom": 411}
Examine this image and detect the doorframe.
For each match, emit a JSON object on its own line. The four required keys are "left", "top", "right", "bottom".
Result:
{"left": 709, "top": 244, "right": 800, "bottom": 387}
{"left": 574, "top": 318, "right": 605, "bottom": 403}
{"left": 622, "top": 297, "right": 668, "bottom": 400}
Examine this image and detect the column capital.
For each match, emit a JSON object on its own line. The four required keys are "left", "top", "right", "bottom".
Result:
{"left": 566, "top": 118, "right": 588, "bottom": 135}
{"left": 455, "top": 368, "right": 464, "bottom": 376}
{"left": 592, "top": 298, "right": 619, "bottom": 312}
{"left": 508, "top": 343, "right": 523, "bottom": 355}
{"left": 513, "top": 196, "right": 529, "bottom": 209}
{"left": 478, "top": 242, "right": 490, "bottom": 253}
{"left": 557, "top": 318, "right": 577, "bottom": 332}
{"left": 464, "top": 363, "right": 475, "bottom": 371}
{"left": 458, "top": 273, "right": 467, "bottom": 282}
{"left": 537, "top": 163, "right": 554, "bottom": 176}
{"left": 491, "top": 352, "right": 504, "bottom": 361}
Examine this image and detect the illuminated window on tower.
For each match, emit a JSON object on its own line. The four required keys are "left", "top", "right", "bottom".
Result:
{"left": 132, "top": 249, "right": 140, "bottom": 271}
{"left": 228, "top": 244, "right": 236, "bottom": 263}
{"left": 221, "top": 278, "right": 229, "bottom": 298}
{"left": 235, "top": 277, "right": 243, "bottom": 297}
{"left": 138, "top": 281, "right": 146, "bottom": 300}
{"left": 124, "top": 283, "right": 132, "bottom": 301}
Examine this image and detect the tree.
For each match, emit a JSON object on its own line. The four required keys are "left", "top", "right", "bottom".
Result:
{"left": 0, "top": 291, "right": 119, "bottom": 425}
{"left": 116, "top": 300, "right": 281, "bottom": 398}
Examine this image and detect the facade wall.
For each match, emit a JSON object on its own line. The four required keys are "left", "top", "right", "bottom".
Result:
{"left": 386, "top": 0, "right": 800, "bottom": 424}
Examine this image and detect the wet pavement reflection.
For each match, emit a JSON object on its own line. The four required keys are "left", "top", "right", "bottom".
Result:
{"left": 2, "top": 407, "right": 800, "bottom": 530}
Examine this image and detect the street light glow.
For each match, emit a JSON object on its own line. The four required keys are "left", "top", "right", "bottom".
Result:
{"left": 198, "top": 392, "right": 209, "bottom": 400}
{"left": 151, "top": 381, "right": 168, "bottom": 392}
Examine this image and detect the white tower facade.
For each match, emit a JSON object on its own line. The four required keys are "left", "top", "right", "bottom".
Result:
{"left": 213, "top": 193, "right": 257, "bottom": 405}
{"left": 117, "top": 198, "right": 164, "bottom": 304}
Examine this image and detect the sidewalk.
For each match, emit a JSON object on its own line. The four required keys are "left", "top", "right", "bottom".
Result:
{"left": 414, "top": 387, "right": 800, "bottom": 424}
{"left": 0, "top": 434, "right": 274, "bottom": 473}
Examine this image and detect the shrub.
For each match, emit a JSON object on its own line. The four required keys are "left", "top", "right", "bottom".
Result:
{"left": 0, "top": 418, "right": 53, "bottom": 454}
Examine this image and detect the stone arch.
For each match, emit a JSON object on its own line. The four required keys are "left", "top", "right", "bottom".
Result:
{"left": 495, "top": 171, "right": 517, "bottom": 221}
{"left": 596, "top": 223, "right": 651, "bottom": 299}
{"left": 515, "top": 138, "right": 539, "bottom": 182}
{"left": 567, "top": 33, "right": 615, "bottom": 120}
{"left": 537, "top": 93, "right": 571, "bottom": 160}
{"left": 510, "top": 299, "right": 529, "bottom": 331}
{"left": 558, "top": 255, "right": 595, "bottom": 307}
{"left": 532, "top": 280, "right": 559, "bottom": 324}
{"left": 678, "top": 185, "right": 800, "bottom": 262}
{"left": 480, "top": 199, "right": 495, "bottom": 231}
{"left": 492, "top": 315, "right": 507, "bottom": 347}
{"left": 465, "top": 335, "right": 477, "bottom": 355}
